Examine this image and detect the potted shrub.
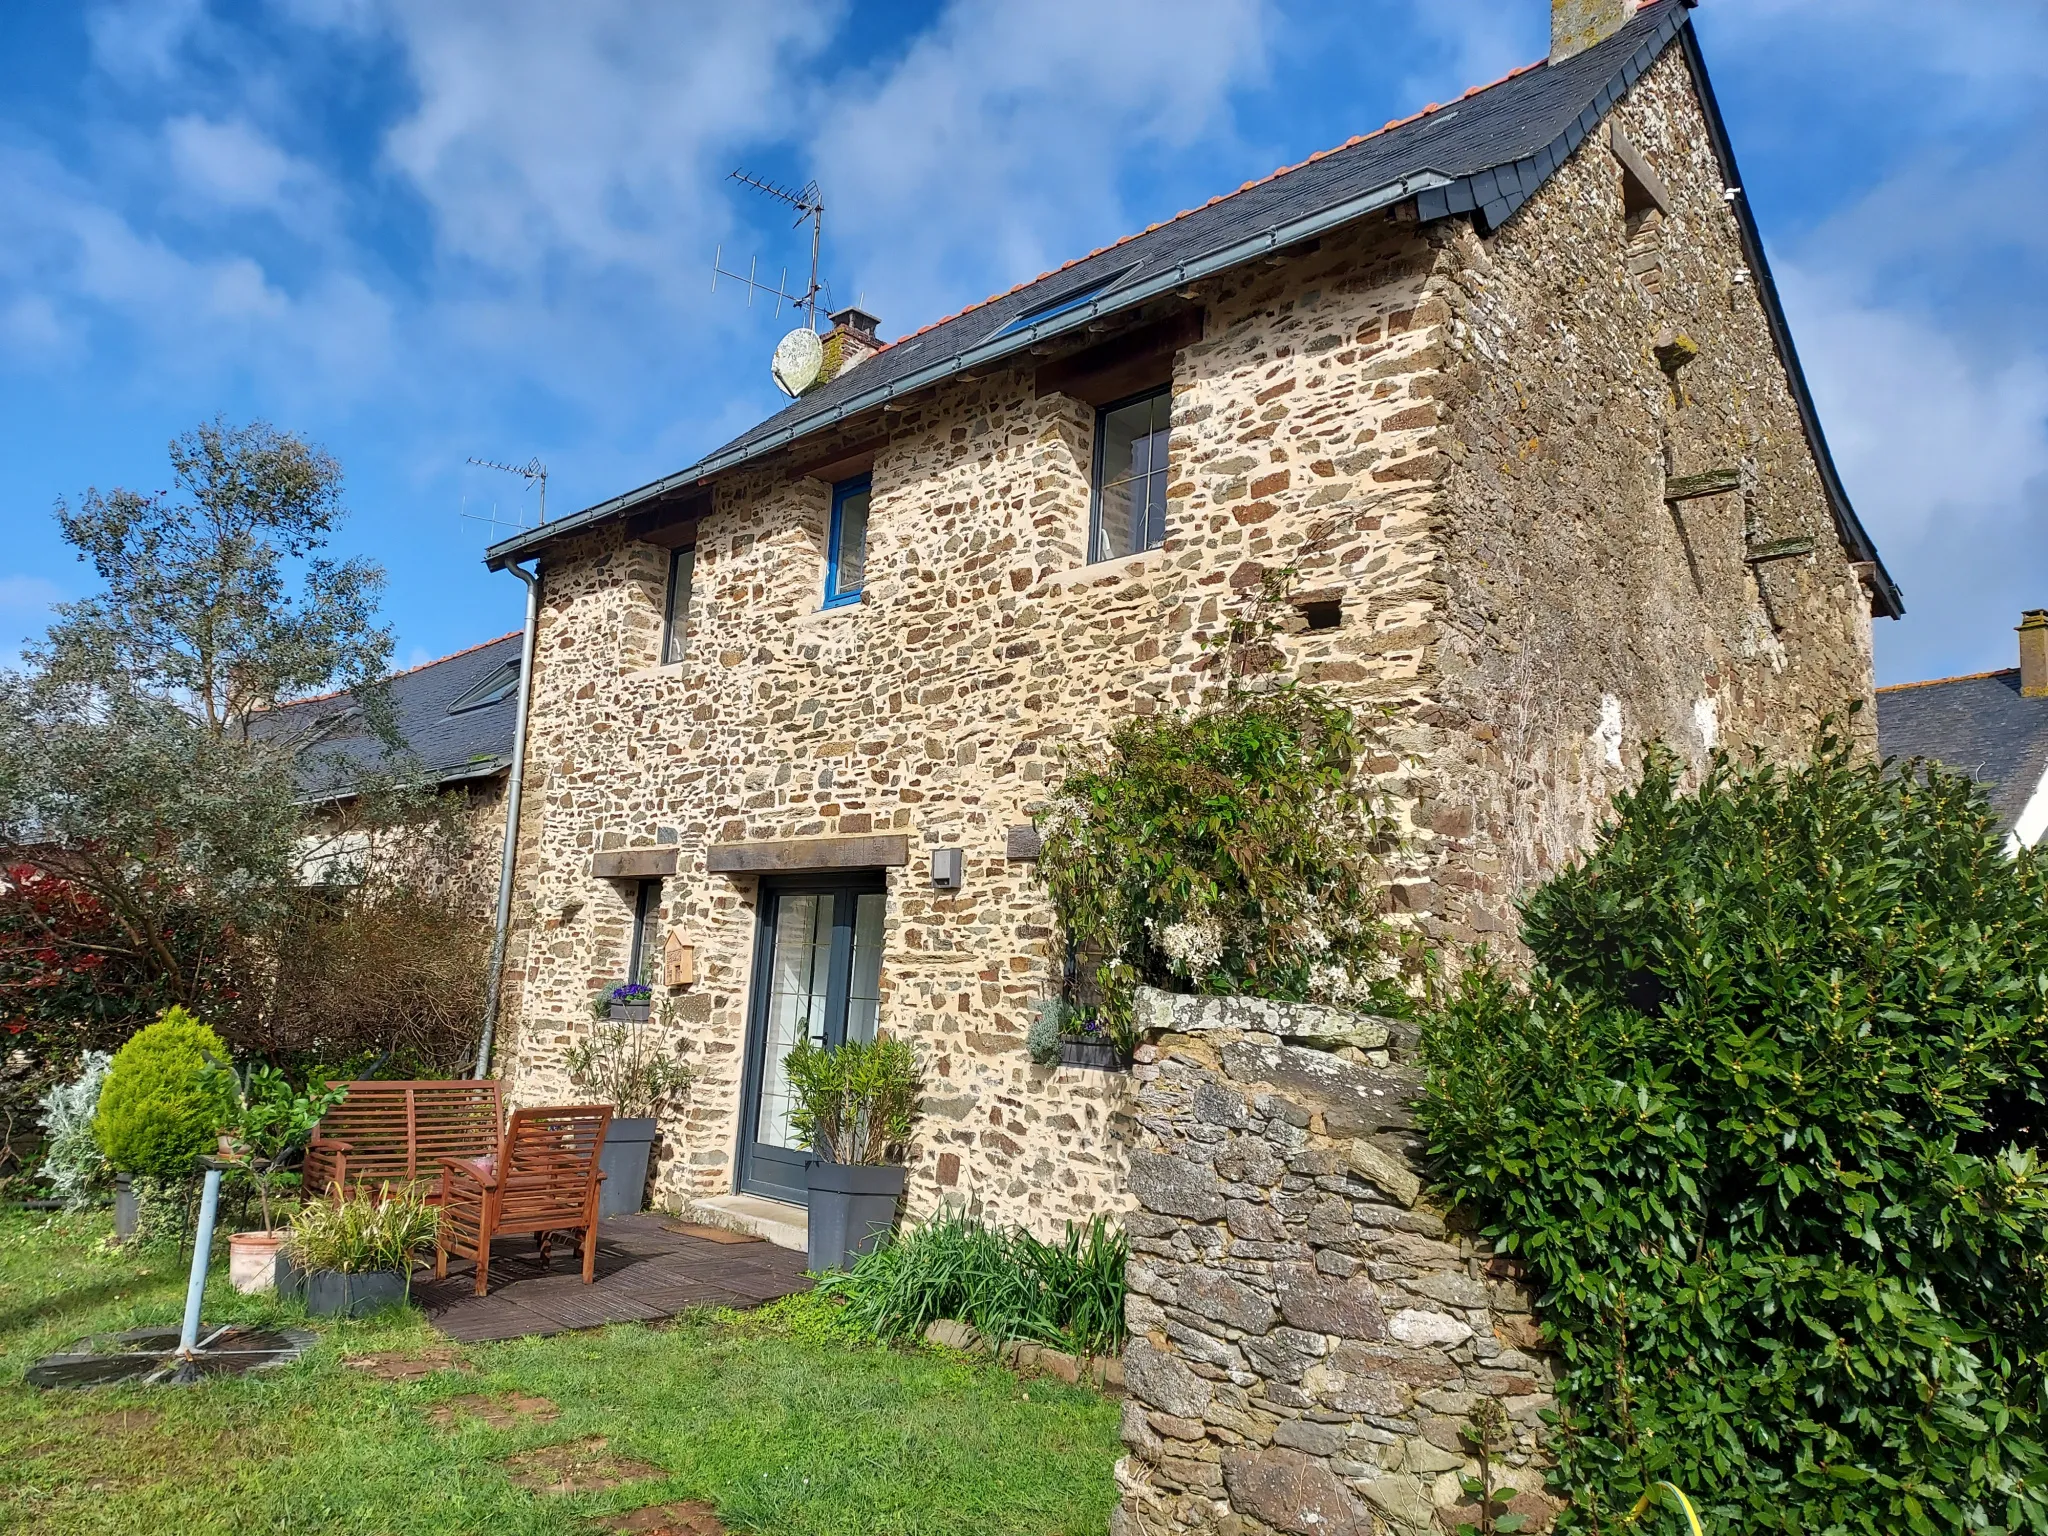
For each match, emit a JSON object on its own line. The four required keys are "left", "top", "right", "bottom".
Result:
{"left": 565, "top": 1008, "right": 693, "bottom": 1218}
{"left": 600, "top": 982, "right": 653, "bottom": 1023}
{"left": 217, "top": 1067, "right": 346, "bottom": 1293}
{"left": 93, "top": 1008, "right": 242, "bottom": 1196}
{"left": 282, "top": 1181, "right": 437, "bottom": 1317}
{"left": 785, "top": 1033, "right": 922, "bottom": 1273}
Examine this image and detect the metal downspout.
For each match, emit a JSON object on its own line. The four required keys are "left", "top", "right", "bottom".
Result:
{"left": 475, "top": 559, "right": 541, "bottom": 1079}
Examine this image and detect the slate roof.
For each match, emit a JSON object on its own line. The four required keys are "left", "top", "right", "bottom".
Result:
{"left": 264, "top": 633, "right": 523, "bottom": 803}
{"left": 1876, "top": 671, "right": 2048, "bottom": 841}
{"left": 485, "top": 0, "right": 1899, "bottom": 618}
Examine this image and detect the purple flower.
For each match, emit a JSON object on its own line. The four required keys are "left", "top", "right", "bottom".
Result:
{"left": 609, "top": 983, "right": 652, "bottom": 1004}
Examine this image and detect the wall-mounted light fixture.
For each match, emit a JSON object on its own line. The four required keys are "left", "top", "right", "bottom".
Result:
{"left": 931, "top": 847, "right": 964, "bottom": 890}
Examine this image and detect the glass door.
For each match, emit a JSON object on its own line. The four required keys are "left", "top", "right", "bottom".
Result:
{"left": 737, "top": 873, "right": 887, "bottom": 1204}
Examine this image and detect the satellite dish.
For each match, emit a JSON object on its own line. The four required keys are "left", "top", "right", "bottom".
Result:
{"left": 771, "top": 327, "right": 824, "bottom": 398}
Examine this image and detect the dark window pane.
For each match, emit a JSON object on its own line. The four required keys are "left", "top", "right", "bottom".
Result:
{"left": 662, "top": 546, "right": 695, "bottom": 664}
{"left": 1090, "top": 389, "right": 1171, "bottom": 562}
{"left": 830, "top": 481, "right": 870, "bottom": 602}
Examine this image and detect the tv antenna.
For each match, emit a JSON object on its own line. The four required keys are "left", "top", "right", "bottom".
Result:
{"left": 467, "top": 456, "right": 548, "bottom": 526}
{"left": 713, "top": 169, "right": 828, "bottom": 331}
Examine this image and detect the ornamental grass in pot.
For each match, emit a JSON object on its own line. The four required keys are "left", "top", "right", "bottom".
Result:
{"left": 565, "top": 1008, "right": 693, "bottom": 1218}
{"left": 282, "top": 1182, "right": 437, "bottom": 1317}
{"left": 785, "top": 1033, "right": 922, "bottom": 1274}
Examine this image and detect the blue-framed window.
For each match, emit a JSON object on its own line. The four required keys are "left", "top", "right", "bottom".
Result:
{"left": 824, "top": 474, "right": 871, "bottom": 608}
{"left": 1089, "top": 387, "right": 1171, "bottom": 563}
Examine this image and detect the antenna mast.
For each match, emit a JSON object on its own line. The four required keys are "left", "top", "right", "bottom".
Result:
{"left": 714, "top": 169, "right": 827, "bottom": 330}
{"left": 467, "top": 456, "right": 549, "bottom": 525}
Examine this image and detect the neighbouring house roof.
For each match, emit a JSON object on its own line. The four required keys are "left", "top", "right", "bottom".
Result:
{"left": 263, "top": 633, "right": 524, "bottom": 804}
{"left": 1876, "top": 670, "right": 2048, "bottom": 847}
{"left": 485, "top": 0, "right": 1899, "bottom": 618}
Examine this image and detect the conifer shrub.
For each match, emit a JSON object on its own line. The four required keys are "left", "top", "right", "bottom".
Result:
{"left": 93, "top": 1007, "right": 239, "bottom": 1177}
{"left": 1422, "top": 736, "right": 2048, "bottom": 1534}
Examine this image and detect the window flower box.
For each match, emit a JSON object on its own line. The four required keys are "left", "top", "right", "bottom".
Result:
{"left": 603, "top": 982, "right": 653, "bottom": 1023}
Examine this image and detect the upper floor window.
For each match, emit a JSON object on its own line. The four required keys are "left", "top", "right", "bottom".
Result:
{"left": 825, "top": 474, "right": 870, "bottom": 608}
{"left": 1090, "top": 387, "right": 1170, "bottom": 563}
{"left": 661, "top": 545, "right": 695, "bottom": 664}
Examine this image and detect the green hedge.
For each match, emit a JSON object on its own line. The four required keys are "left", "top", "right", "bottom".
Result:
{"left": 1421, "top": 738, "right": 2048, "bottom": 1534}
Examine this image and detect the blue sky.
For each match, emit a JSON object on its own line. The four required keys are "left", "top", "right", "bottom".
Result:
{"left": 0, "top": 0, "right": 2042, "bottom": 687}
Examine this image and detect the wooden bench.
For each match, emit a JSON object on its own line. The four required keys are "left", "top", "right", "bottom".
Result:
{"left": 302, "top": 1079, "right": 503, "bottom": 1199}
{"left": 434, "top": 1105, "right": 612, "bottom": 1295}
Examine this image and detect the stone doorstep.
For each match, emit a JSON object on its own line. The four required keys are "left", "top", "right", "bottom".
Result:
{"left": 921, "top": 1318, "right": 1126, "bottom": 1391}
{"left": 682, "top": 1195, "right": 808, "bottom": 1253}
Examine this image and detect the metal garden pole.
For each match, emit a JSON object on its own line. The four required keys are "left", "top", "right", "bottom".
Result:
{"left": 178, "top": 1164, "right": 223, "bottom": 1357}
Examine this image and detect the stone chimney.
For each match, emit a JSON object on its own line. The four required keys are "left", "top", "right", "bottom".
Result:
{"left": 817, "top": 306, "right": 883, "bottom": 387}
{"left": 2020, "top": 610, "right": 2048, "bottom": 698}
{"left": 1551, "top": 0, "right": 1645, "bottom": 64}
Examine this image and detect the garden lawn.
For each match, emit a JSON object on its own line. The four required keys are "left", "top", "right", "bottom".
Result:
{"left": 0, "top": 1209, "right": 1122, "bottom": 1535}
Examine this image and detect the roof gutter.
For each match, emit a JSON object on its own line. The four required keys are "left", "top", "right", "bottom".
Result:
{"left": 475, "top": 558, "right": 541, "bottom": 1079}
{"left": 485, "top": 169, "right": 1451, "bottom": 569}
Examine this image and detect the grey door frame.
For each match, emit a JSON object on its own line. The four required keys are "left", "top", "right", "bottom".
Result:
{"left": 734, "top": 870, "right": 887, "bottom": 1204}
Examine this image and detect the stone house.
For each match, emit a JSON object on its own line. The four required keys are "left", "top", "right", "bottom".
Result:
{"left": 276, "top": 632, "right": 523, "bottom": 913}
{"left": 481, "top": 0, "right": 1898, "bottom": 1245}
{"left": 1878, "top": 610, "right": 2048, "bottom": 853}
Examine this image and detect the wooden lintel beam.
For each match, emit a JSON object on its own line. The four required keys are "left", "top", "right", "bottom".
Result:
{"left": 1664, "top": 468, "right": 1741, "bottom": 502}
{"left": 1745, "top": 537, "right": 1815, "bottom": 564}
{"left": 706, "top": 834, "right": 910, "bottom": 874}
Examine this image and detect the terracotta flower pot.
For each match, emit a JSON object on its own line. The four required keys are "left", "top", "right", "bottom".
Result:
{"left": 228, "top": 1230, "right": 288, "bottom": 1294}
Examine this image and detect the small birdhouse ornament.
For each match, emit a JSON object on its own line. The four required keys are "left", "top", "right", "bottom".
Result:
{"left": 662, "top": 930, "right": 695, "bottom": 988}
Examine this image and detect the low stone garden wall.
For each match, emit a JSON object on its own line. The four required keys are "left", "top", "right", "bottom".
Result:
{"left": 1112, "top": 988, "right": 1557, "bottom": 1536}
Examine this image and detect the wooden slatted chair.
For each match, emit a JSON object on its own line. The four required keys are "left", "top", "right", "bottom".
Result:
{"left": 433, "top": 1104, "right": 612, "bottom": 1297}
{"left": 302, "top": 1080, "right": 503, "bottom": 1200}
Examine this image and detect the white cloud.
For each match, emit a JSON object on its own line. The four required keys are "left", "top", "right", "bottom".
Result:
{"left": 0, "top": 145, "right": 394, "bottom": 398}
{"left": 85, "top": 0, "right": 209, "bottom": 82}
{"left": 815, "top": 0, "right": 1268, "bottom": 324}
{"left": 378, "top": 1, "right": 837, "bottom": 284}
{"left": 1784, "top": 262, "right": 2048, "bottom": 549}
{"left": 164, "top": 115, "right": 314, "bottom": 211}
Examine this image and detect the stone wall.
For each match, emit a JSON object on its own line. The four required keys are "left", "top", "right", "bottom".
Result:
{"left": 1114, "top": 989, "right": 1554, "bottom": 1536}
{"left": 1419, "top": 44, "right": 1879, "bottom": 930}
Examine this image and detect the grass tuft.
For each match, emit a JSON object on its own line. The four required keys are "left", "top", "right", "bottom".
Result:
{"left": 818, "top": 1214, "right": 1127, "bottom": 1356}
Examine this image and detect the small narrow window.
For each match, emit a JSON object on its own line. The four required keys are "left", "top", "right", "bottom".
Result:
{"left": 1089, "top": 387, "right": 1171, "bottom": 563}
{"left": 626, "top": 879, "right": 662, "bottom": 986}
{"left": 825, "top": 475, "right": 870, "bottom": 608}
{"left": 661, "top": 545, "right": 695, "bottom": 664}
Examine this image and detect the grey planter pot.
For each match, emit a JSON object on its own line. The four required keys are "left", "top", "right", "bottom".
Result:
{"left": 805, "top": 1161, "right": 906, "bottom": 1274}
{"left": 606, "top": 1001, "right": 652, "bottom": 1024}
{"left": 277, "top": 1251, "right": 305, "bottom": 1301}
{"left": 303, "top": 1269, "right": 408, "bottom": 1318}
{"left": 114, "top": 1172, "right": 139, "bottom": 1242}
{"left": 1059, "top": 1039, "right": 1128, "bottom": 1072}
{"left": 597, "top": 1116, "right": 655, "bottom": 1218}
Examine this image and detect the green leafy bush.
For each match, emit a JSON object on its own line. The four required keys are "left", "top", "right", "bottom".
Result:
{"left": 93, "top": 1007, "right": 239, "bottom": 1177}
{"left": 820, "top": 1213, "right": 1128, "bottom": 1355}
{"left": 1035, "top": 686, "right": 1398, "bottom": 1048}
{"left": 785, "top": 1033, "right": 921, "bottom": 1165}
{"left": 1421, "top": 739, "right": 2048, "bottom": 1535}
